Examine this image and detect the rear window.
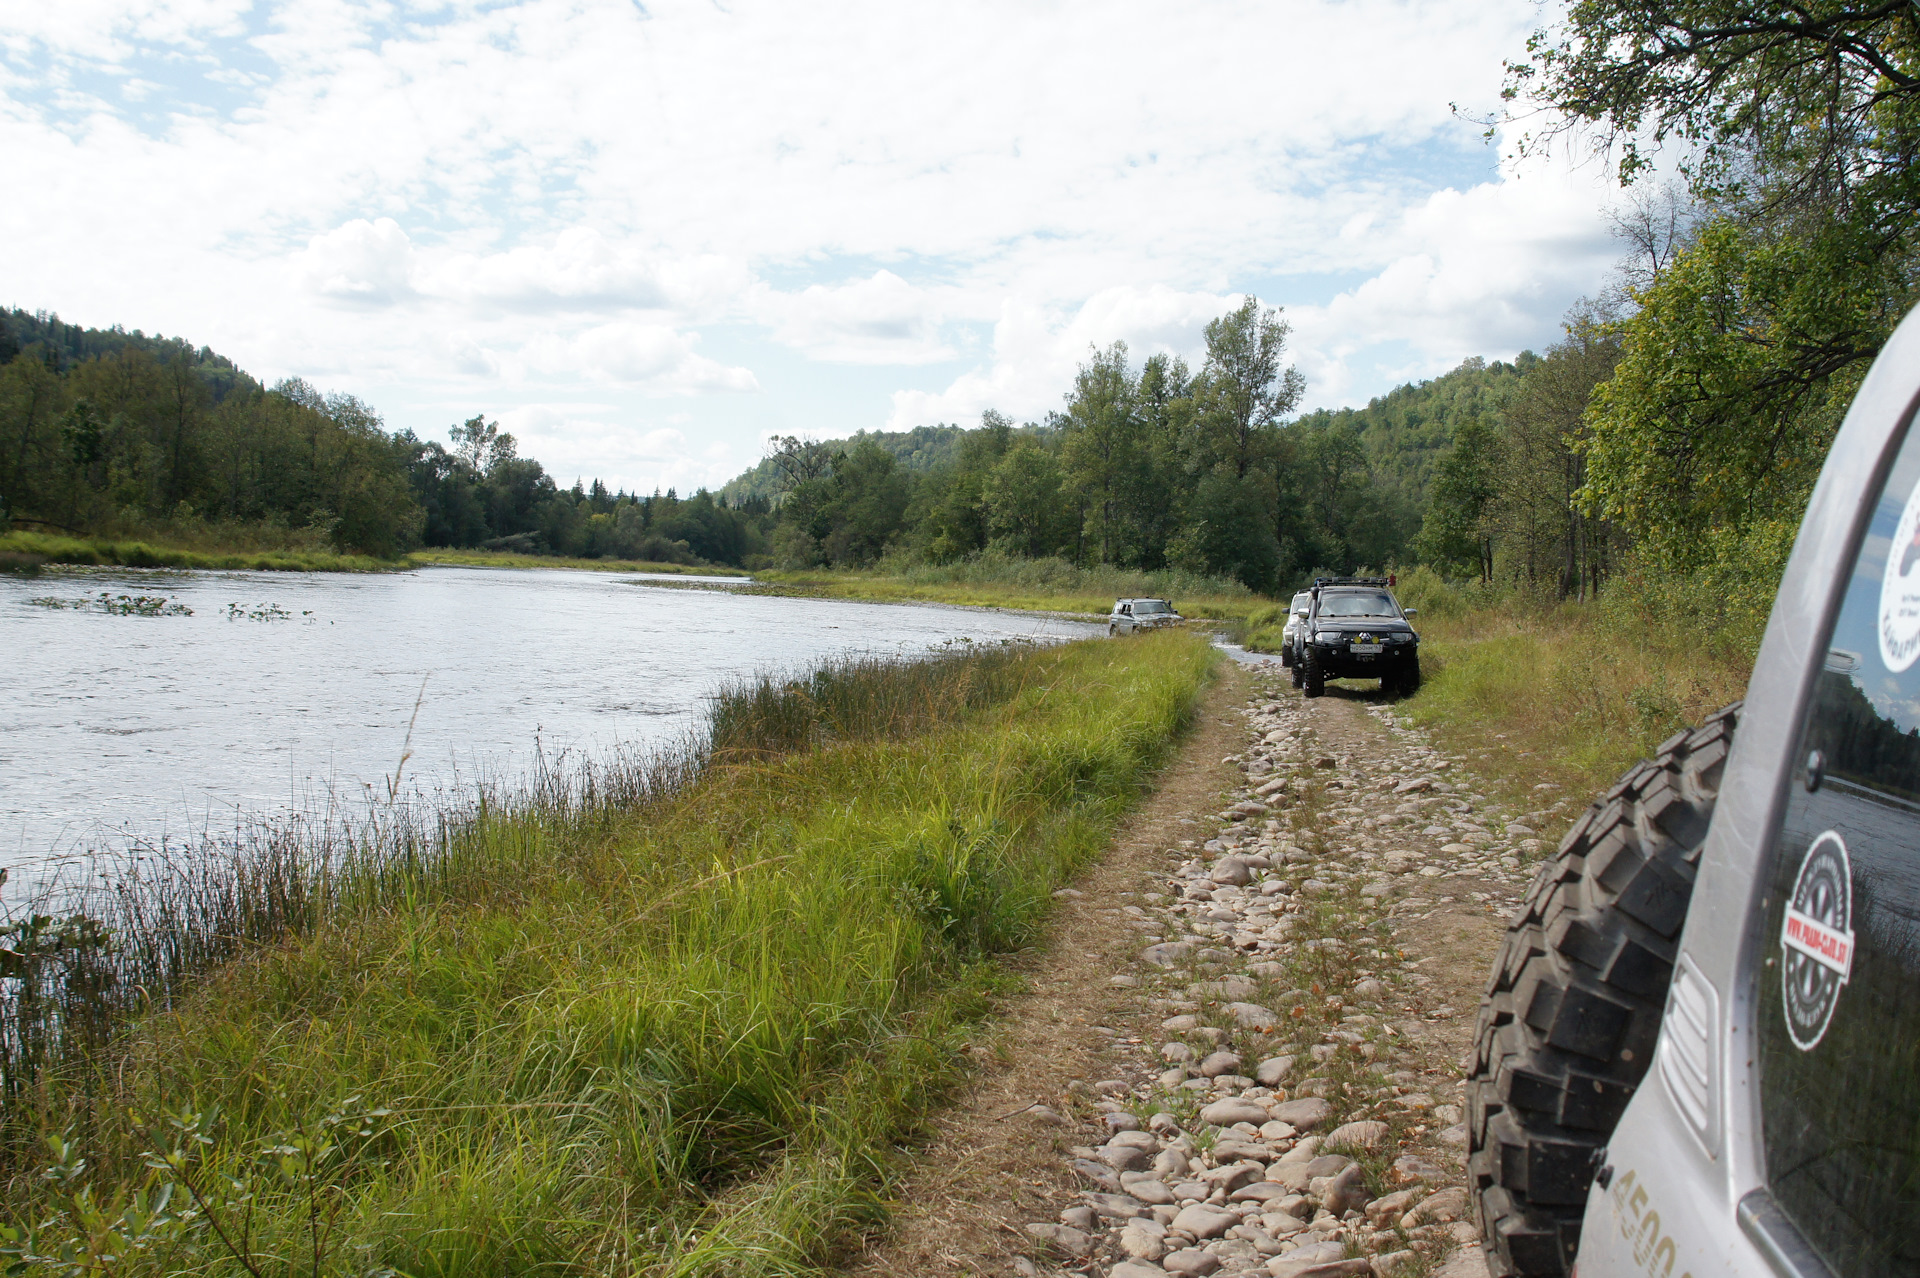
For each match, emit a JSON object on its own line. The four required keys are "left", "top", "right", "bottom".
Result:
{"left": 1757, "top": 420, "right": 1920, "bottom": 1274}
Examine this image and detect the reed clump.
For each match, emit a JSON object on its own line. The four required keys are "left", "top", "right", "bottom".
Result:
{"left": 0, "top": 631, "right": 1214, "bottom": 1276}
{"left": 0, "top": 531, "right": 402, "bottom": 574}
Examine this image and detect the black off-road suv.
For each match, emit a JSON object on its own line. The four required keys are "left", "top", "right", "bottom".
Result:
{"left": 1293, "top": 575, "right": 1420, "bottom": 698}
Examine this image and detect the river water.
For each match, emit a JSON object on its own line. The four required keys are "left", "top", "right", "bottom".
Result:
{"left": 0, "top": 566, "right": 1103, "bottom": 885}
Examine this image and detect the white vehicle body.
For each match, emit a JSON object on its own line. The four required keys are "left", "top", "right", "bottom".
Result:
{"left": 1572, "top": 306, "right": 1920, "bottom": 1276}
{"left": 1279, "top": 591, "right": 1311, "bottom": 666}
{"left": 1109, "top": 597, "right": 1183, "bottom": 636}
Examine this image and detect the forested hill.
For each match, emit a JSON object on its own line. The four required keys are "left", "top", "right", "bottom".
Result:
{"left": 0, "top": 309, "right": 257, "bottom": 403}
{"left": 0, "top": 308, "right": 763, "bottom": 565}
{"left": 1294, "top": 355, "right": 1530, "bottom": 514}
{"left": 719, "top": 421, "right": 1055, "bottom": 505}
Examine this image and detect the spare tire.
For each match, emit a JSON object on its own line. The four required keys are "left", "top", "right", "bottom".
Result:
{"left": 1467, "top": 702, "right": 1739, "bottom": 1277}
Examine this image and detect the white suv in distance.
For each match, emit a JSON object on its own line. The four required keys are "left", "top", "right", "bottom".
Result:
{"left": 1109, "top": 598, "right": 1183, "bottom": 636}
{"left": 1278, "top": 591, "right": 1311, "bottom": 668}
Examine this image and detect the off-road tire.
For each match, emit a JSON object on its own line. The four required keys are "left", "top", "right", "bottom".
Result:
{"left": 1291, "top": 658, "right": 1305, "bottom": 689}
{"left": 1280, "top": 645, "right": 1294, "bottom": 669}
{"left": 1397, "top": 656, "right": 1428, "bottom": 698}
{"left": 1467, "top": 702, "right": 1739, "bottom": 1277}
{"left": 1108, "top": 624, "right": 1117, "bottom": 638}
{"left": 1303, "top": 650, "right": 1325, "bottom": 698}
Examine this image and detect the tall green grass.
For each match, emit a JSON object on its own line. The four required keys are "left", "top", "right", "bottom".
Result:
{"left": 0, "top": 531, "right": 402, "bottom": 574}
{"left": 0, "top": 632, "right": 1214, "bottom": 1276}
{"left": 1386, "top": 565, "right": 1754, "bottom": 794}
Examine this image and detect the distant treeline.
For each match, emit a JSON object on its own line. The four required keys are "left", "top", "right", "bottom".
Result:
{"left": 0, "top": 309, "right": 761, "bottom": 564}
{"left": 726, "top": 300, "right": 1548, "bottom": 593}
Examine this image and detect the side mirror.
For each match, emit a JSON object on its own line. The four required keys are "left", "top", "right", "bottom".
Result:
{"left": 1403, "top": 607, "right": 1418, "bottom": 618}
{"left": 1292, "top": 608, "right": 1308, "bottom": 619}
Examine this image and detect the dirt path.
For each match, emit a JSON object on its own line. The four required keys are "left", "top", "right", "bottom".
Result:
{"left": 852, "top": 657, "right": 1576, "bottom": 1278}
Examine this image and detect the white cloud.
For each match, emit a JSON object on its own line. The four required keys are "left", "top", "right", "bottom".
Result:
{"left": 887, "top": 285, "right": 1237, "bottom": 427}
{"left": 520, "top": 323, "right": 759, "bottom": 394}
{"left": 0, "top": 0, "right": 1630, "bottom": 491}
{"left": 754, "top": 270, "right": 955, "bottom": 364}
{"left": 296, "top": 217, "right": 417, "bottom": 305}
{"left": 499, "top": 405, "right": 743, "bottom": 494}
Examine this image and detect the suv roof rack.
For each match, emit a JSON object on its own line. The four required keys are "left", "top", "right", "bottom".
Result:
{"left": 1310, "top": 576, "right": 1391, "bottom": 589}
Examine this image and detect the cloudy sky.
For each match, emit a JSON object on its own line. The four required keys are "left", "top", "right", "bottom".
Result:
{"left": 0, "top": 0, "right": 1623, "bottom": 495}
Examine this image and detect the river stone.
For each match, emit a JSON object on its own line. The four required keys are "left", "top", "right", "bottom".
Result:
{"left": 1229, "top": 1181, "right": 1292, "bottom": 1204}
{"left": 1227, "top": 1001, "right": 1280, "bottom": 1030}
{"left": 1083, "top": 1191, "right": 1152, "bottom": 1220}
{"left": 1350, "top": 978, "right": 1386, "bottom": 1001}
{"left": 1169, "top": 1204, "right": 1238, "bottom": 1239}
{"left": 1120, "top": 1218, "right": 1170, "bottom": 1260}
{"left": 1106, "top": 1112, "right": 1146, "bottom": 1133}
{"left": 1270, "top": 1097, "right": 1333, "bottom": 1131}
{"left": 1199, "top": 1098, "right": 1269, "bottom": 1127}
{"left": 1060, "top": 1204, "right": 1098, "bottom": 1230}
{"left": 1112, "top": 1263, "right": 1173, "bottom": 1278}
{"left": 1142, "top": 942, "right": 1195, "bottom": 968}
{"left": 1322, "top": 1163, "right": 1372, "bottom": 1215}
{"left": 1162, "top": 1042, "right": 1195, "bottom": 1063}
{"left": 1391, "top": 1154, "right": 1444, "bottom": 1185}
{"left": 1304, "top": 1155, "right": 1355, "bottom": 1178}
{"left": 1024, "top": 1223, "right": 1094, "bottom": 1257}
{"left": 1325, "top": 1119, "right": 1388, "bottom": 1150}
{"left": 1364, "top": 1189, "right": 1420, "bottom": 1226}
{"left": 1162, "top": 1014, "right": 1201, "bottom": 1033}
{"left": 1404, "top": 1186, "right": 1469, "bottom": 1224}
{"left": 1197, "top": 1050, "right": 1244, "bottom": 1079}
{"left": 1371, "top": 1250, "right": 1420, "bottom": 1278}
{"left": 1163, "top": 1249, "right": 1223, "bottom": 1276}
{"left": 1072, "top": 1160, "right": 1122, "bottom": 1192}
{"left": 1110, "top": 1129, "right": 1159, "bottom": 1149}
{"left": 1199, "top": 1161, "right": 1263, "bottom": 1192}
{"left": 1272, "top": 1255, "right": 1371, "bottom": 1278}
{"left": 1254, "top": 1055, "right": 1296, "bottom": 1086}
{"left": 1211, "top": 857, "right": 1253, "bottom": 886}
{"left": 1100, "top": 1144, "right": 1153, "bottom": 1173}
{"left": 1191, "top": 977, "right": 1258, "bottom": 1001}
{"left": 1122, "top": 1175, "right": 1176, "bottom": 1205}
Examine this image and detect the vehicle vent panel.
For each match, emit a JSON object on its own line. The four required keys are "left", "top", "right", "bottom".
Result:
{"left": 1659, "top": 951, "right": 1720, "bottom": 1155}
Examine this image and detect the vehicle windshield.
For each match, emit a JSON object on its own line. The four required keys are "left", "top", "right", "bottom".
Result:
{"left": 1317, "top": 590, "right": 1398, "bottom": 619}
{"left": 1132, "top": 600, "right": 1172, "bottom": 615}
{"left": 1290, "top": 593, "right": 1310, "bottom": 611}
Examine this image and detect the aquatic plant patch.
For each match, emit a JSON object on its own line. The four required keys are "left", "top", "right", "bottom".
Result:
{"left": 26, "top": 592, "right": 193, "bottom": 617}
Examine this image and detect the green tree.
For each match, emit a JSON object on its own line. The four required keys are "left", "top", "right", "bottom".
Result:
{"left": 984, "top": 438, "right": 1071, "bottom": 558}
{"left": 1191, "top": 296, "right": 1304, "bottom": 479}
{"left": 1059, "top": 342, "right": 1145, "bottom": 564}
{"left": 1414, "top": 416, "right": 1500, "bottom": 581}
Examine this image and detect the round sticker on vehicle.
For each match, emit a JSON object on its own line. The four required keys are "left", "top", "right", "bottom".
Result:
{"left": 1879, "top": 477, "right": 1920, "bottom": 671}
{"left": 1780, "top": 830, "right": 1856, "bottom": 1051}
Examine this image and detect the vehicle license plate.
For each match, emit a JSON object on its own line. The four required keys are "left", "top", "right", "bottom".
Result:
{"left": 1350, "top": 643, "right": 1383, "bottom": 654}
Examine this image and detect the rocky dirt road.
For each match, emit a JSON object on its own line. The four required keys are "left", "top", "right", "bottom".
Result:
{"left": 853, "top": 655, "right": 1577, "bottom": 1278}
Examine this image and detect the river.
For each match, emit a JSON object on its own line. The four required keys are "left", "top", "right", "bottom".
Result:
{"left": 0, "top": 565, "right": 1104, "bottom": 889}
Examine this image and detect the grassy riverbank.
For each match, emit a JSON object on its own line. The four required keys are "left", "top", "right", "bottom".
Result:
{"left": 407, "top": 548, "right": 749, "bottom": 576}
{"left": 0, "top": 632, "right": 1214, "bottom": 1276}
{"left": 0, "top": 530, "right": 404, "bottom": 574}
{"left": 752, "top": 555, "right": 1264, "bottom": 620}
